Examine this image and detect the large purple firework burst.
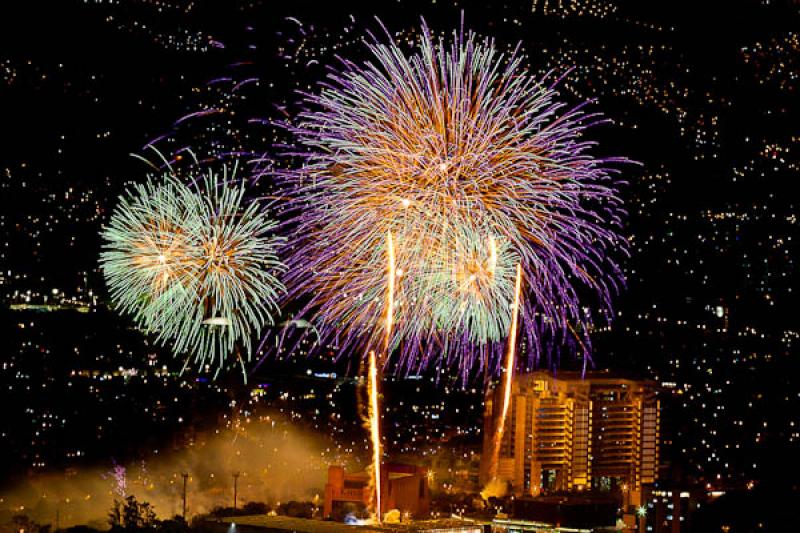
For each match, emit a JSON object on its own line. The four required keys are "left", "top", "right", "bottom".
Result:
{"left": 277, "top": 21, "right": 629, "bottom": 379}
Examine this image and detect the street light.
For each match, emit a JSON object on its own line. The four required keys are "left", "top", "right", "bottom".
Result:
{"left": 181, "top": 473, "right": 189, "bottom": 519}
{"left": 233, "top": 472, "right": 240, "bottom": 511}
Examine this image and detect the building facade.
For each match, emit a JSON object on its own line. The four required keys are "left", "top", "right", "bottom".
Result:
{"left": 480, "top": 371, "right": 659, "bottom": 506}
{"left": 323, "top": 463, "right": 430, "bottom": 519}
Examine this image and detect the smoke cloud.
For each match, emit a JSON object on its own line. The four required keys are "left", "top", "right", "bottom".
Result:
{"left": 0, "top": 418, "right": 336, "bottom": 529}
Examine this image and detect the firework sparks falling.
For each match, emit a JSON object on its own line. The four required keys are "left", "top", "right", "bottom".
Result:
{"left": 109, "top": 463, "right": 127, "bottom": 499}
{"left": 101, "top": 167, "right": 285, "bottom": 374}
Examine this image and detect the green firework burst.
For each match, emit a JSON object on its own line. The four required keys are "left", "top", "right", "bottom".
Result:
{"left": 100, "top": 167, "right": 285, "bottom": 375}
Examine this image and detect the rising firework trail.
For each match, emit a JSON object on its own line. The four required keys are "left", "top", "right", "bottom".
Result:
{"left": 366, "top": 230, "right": 395, "bottom": 522}
{"left": 367, "top": 349, "right": 382, "bottom": 522}
{"left": 384, "top": 231, "right": 396, "bottom": 353}
{"left": 487, "top": 263, "right": 523, "bottom": 482}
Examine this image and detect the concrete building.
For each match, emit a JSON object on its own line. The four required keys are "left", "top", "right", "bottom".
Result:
{"left": 480, "top": 371, "right": 659, "bottom": 506}
{"left": 323, "top": 463, "right": 431, "bottom": 519}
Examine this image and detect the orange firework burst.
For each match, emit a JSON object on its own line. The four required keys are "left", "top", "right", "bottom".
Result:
{"left": 280, "top": 21, "right": 628, "bottom": 378}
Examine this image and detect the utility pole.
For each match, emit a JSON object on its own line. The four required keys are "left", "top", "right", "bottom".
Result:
{"left": 233, "top": 472, "right": 240, "bottom": 511}
{"left": 182, "top": 473, "right": 189, "bottom": 519}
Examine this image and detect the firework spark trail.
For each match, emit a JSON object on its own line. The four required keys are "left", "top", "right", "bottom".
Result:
{"left": 278, "top": 21, "right": 628, "bottom": 378}
{"left": 488, "top": 263, "right": 522, "bottom": 482}
{"left": 366, "top": 230, "right": 395, "bottom": 523}
{"left": 384, "top": 231, "right": 396, "bottom": 353}
{"left": 367, "top": 349, "right": 382, "bottom": 523}
{"left": 100, "top": 167, "right": 285, "bottom": 375}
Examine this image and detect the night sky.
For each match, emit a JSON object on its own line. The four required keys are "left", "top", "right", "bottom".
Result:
{"left": 1, "top": 1, "right": 799, "bottom": 531}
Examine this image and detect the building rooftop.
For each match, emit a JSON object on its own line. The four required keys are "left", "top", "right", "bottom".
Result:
{"left": 217, "top": 515, "right": 484, "bottom": 533}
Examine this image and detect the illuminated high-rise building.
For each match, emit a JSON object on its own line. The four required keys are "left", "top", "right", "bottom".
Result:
{"left": 481, "top": 371, "right": 659, "bottom": 506}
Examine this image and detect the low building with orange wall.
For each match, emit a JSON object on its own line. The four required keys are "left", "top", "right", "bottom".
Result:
{"left": 323, "top": 463, "right": 430, "bottom": 519}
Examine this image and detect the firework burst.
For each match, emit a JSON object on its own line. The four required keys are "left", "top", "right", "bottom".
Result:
{"left": 101, "top": 167, "right": 285, "bottom": 374}
{"left": 280, "top": 22, "right": 628, "bottom": 377}
{"left": 424, "top": 229, "right": 519, "bottom": 346}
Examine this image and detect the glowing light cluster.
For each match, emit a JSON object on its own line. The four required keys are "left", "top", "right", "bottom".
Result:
{"left": 281, "top": 22, "right": 628, "bottom": 376}
{"left": 101, "top": 168, "right": 285, "bottom": 373}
